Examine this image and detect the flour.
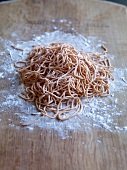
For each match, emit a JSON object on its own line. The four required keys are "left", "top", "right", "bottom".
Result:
{"left": 0, "top": 30, "right": 127, "bottom": 139}
{"left": 0, "top": 73, "right": 4, "bottom": 78}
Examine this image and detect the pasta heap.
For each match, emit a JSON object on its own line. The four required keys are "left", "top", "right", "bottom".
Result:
{"left": 14, "top": 43, "right": 114, "bottom": 125}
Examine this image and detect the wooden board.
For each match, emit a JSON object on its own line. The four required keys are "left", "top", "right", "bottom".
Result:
{"left": 0, "top": 0, "right": 127, "bottom": 170}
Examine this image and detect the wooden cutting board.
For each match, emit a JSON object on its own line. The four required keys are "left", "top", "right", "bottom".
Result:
{"left": 0, "top": 0, "right": 127, "bottom": 170}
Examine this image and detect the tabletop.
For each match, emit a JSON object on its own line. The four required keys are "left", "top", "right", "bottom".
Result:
{"left": 0, "top": 0, "right": 127, "bottom": 170}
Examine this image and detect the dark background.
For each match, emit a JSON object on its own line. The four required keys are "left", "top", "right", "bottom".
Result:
{"left": 0, "top": 0, "right": 127, "bottom": 6}
{"left": 104, "top": 0, "right": 127, "bottom": 5}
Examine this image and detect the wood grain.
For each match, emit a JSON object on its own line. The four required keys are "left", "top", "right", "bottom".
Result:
{"left": 0, "top": 0, "right": 127, "bottom": 170}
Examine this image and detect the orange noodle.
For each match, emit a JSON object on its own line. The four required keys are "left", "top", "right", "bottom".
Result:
{"left": 14, "top": 43, "right": 114, "bottom": 125}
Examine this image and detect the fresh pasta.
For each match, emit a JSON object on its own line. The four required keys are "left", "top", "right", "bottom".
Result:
{"left": 14, "top": 43, "right": 114, "bottom": 125}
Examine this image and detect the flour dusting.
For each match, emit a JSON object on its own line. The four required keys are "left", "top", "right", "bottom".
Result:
{"left": 0, "top": 30, "right": 127, "bottom": 139}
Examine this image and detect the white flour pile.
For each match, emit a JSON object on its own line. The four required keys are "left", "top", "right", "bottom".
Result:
{"left": 0, "top": 30, "right": 127, "bottom": 138}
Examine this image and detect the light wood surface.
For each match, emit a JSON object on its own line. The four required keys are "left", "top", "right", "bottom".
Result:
{"left": 0, "top": 0, "right": 127, "bottom": 170}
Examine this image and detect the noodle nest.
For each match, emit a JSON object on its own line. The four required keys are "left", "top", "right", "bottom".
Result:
{"left": 14, "top": 43, "right": 114, "bottom": 125}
